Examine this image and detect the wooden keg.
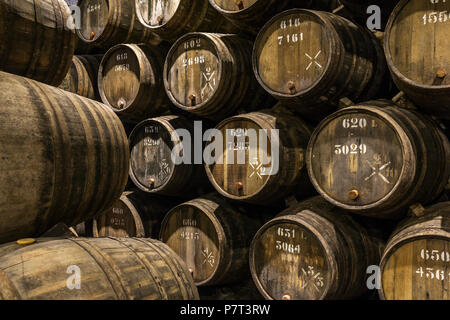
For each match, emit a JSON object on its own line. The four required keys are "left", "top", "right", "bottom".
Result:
{"left": 385, "top": 0, "right": 450, "bottom": 120}
{"left": 135, "top": 0, "right": 239, "bottom": 42}
{"left": 250, "top": 196, "right": 384, "bottom": 300}
{"left": 92, "top": 191, "right": 175, "bottom": 238}
{"left": 76, "top": 0, "right": 161, "bottom": 50}
{"left": 0, "top": 237, "right": 199, "bottom": 300}
{"left": 0, "top": 0, "right": 76, "bottom": 86}
{"left": 306, "top": 101, "right": 450, "bottom": 219}
{"left": 160, "top": 194, "right": 267, "bottom": 286}
{"left": 164, "top": 32, "right": 275, "bottom": 121}
{"left": 339, "top": 1, "right": 399, "bottom": 30}
{"left": 204, "top": 110, "right": 313, "bottom": 205}
{"left": 59, "top": 55, "right": 102, "bottom": 100}
{"left": 380, "top": 202, "right": 450, "bottom": 300}
{"left": 0, "top": 71, "right": 129, "bottom": 244}
{"left": 253, "top": 9, "right": 388, "bottom": 122}
{"left": 98, "top": 44, "right": 170, "bottom": 121}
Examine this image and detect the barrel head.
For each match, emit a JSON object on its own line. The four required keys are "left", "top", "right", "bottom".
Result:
{"left": 136, "top": 0, "right": 181, "bottom": 27}
{"left": 93, "top": 198, "right": 139, "bottom": 238}
{"left": 78, "top": 0, "right": 108, "bottom": 42}
{"left": 211, "top": 0, "right": 258, "bottom": 11}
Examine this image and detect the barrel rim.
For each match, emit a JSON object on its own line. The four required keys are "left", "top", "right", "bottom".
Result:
{"left": 208, "top": 0, "right": 259, "bottom": 15}
{"left": 76, "top": 0, "right": 111, "bottom": 43}
{"left": 135, "top": 0, "right": 182, "bottom": 29}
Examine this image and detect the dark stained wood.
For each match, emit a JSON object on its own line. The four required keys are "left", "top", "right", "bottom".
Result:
{"left": 340, "top": 0, "right": 399, "bottom": 30}
{"left": 250, "top": 196, "right": 384, "bottom": 300}
{"left": 385, "top": 0, "right": 450, "bottom": 120}
{"left": 0, "top": 71, "right": 129, "bottom": 244}
{"left": 306, "top": 101, "right": 450, "bottom": 219}
{"left": 0, "top": 237, "right": 199, "bottom": 300}
{"left": 379, "top": 202, "right": 450, "bottom": 300}
{"left": 0, "top": 0, "right": 77, "bottom": 86}
{"left": 98, "top": 43, "right": 171, "bottom": 122}
{"left": 253, "top": 9, "right": 388, "bottom": 122}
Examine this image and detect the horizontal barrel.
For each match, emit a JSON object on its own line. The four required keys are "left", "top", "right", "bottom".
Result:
{"left": 306, "top": 101, "right": 450, "bottom": 218}
{"left": 164, "top": 32, "right": 274, "bottom": 121}
{"left": 253, "top": 9, "right": 388, "bottom": 122}
{"left": 0, "top": 237, "right": 199, "bottom": 300}
{"left": 379, "top": 202, "right": 450, "bottom": 300}
{"left": 98, "top": 43, "right": 170, "bottom": 121}
{"left": 0, "top": 0, "right": 77, "bottom": 86}
{"left": 250, "top": 196, "right": 384, "bottom": 300}
{"left": 0, "top": 71, "right": 129, "bottom": 244}
{"left": 384, "top": 0, "right": 450, "bottom": 119}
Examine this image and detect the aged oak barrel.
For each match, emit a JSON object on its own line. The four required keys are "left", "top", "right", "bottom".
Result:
{"left": 76, "top": 0, "right": 161, "bottom": 50}
{"left": 164, "top": 32, "right": 274, "bottom": 121}
{"left": 0, "top": 0, "right": 77, "bottom": 86}
{"left": 135, "top": 0, "right": 239, "bottom": 41}
{"left": 92, "top": 191, "right": 175, "bottom": 238}
{"left": 379, "top": 202, "right": 450, "bottom": 300}
{"left": 129, "top": 115, "right": 209, "bottom": 196}
{"left": 204, "top": 110, "right": 313, "bottom": 205}
{"left": 306, "top": 101, "right": 450, "bottom": 219}
{"left": 0, "top": 237, "right": 199, "bottom": 300}
{"left": 340, "top": 1, "right": 399, "bottom": 30}
{"left": 59, "top": 55, "right": 102, "bottom": 100}
{"left": 0, "top": 71, "right": 129, "bottom": 244}
{"left": 250, "top": 196, "right": 384, "bottom": 300}
{"left": 253, "top": 9, "right": 388, "bottom": 122}
{"left": 98, "top": 43, "right": 170, "bottom": 121}
{"left": 385, "top": 0, "right": 450, "bottom": 120}
{"left": 160, "top": 193, "right": 267, "bottom": 286}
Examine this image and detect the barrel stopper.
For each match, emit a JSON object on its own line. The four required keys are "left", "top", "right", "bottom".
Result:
{"left": 157, "top": 15, "right": 164, "bottom": 25}
{"left": 189, "top": 94, "right": 197, "bottom": 106}
{"left": 90, "top": 31, "right": 95, "bottom": 40}
{"left": 236, "top": 182, "right": 243, "bottom": 190}
{"left": 436, "top": 69, "right": 447, "bottom": 79}
{"left": 17, "top": 238, "right": 36, "bottom": 245}
{"left": 235, "top": 0, "right": 244, "bottom": 10}
{"left": 148, "top": 178, "right": 155, "bottom": 189}
{"left": 348, "top": 189, "right": 359, "bottom": 200}
{"left": 287, "top": 81, "right": 296, "bottom": 94}
{"left": 117, "top": 98, "right": 127, "bottom": 109}
{"left": 282, "top": 294, "right": 291, "bottom": 300}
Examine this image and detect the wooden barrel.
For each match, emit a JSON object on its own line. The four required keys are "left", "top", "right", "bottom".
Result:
{"left": 253, "top": 9, "right": 388, "bottom": 122}
{"left": 306, "top": 101, "right": 450, "bottom": 219}
{"left": 59, "top": 55, "right": 102, "bottom": 100}
{"left": 379, "top": 202, "right": 450, "bottom": 300}
{"left": 92, "top": 191, "right": 175, "bottom": 238}
{"left": 76, "top": 0, "right": 161, "bottom": 50}
{"left": 164, "top": 32, "right": 274, "bottom": 121}
{"left": 135, "top": 0, "right": 239, "bottom": 42}
{"left": 204, "top": 110, "right": 313, "bottom": 205}
{"left": 160, "top": 193, "right": 267, "bottom": 286}
{"left": 0, "top": 71, "right": 129, "bottom": 244}
{"left": 98, "top": 43, "right": 170, "bottom": 122}
{"left": 0, "top": 237, "right": 199, "bottom": 300}
{"left": 249, "top": 196, "right": 384, "bottom": 300}
{"left": 384, "top": 0, "right": 450, "bottom": 120}
{"left": 340, "top": 1, "right": 399, "bottom": 30}
{"left": 129, "top": 115, "right": 209, "bottom": 196}
{"left": 0, "top": 0, "right": 77, "bottom": 86}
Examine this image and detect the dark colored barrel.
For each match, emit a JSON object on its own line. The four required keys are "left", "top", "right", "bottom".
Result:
{"left": 379, "top": 202, "right": 450, "bottom": 300}
{"left": 98, "top": 43, "right": 170, "bottom": 121}
{"left": 250, "top": 196, "right": 384, "bottom": 300}
{"left": 0, "top": 71, "right": 129, "bottom": 244}
{"left": 0, "top": 0, "right": 77, "bottom": 86}
{"left": 306, "top": 101, "right": 450, "bottom": 219}
{"left": 253, "top": 9, "right": 388, "bottom": 122}
{"left": 384, "top": 0, "right": 450, "bottom": 120}
{"left": 135, "top": 0, "right": 239, "bottom": 42}
{"left": 340, "top": 0, "right": 399, "bottom": 30}
{"left": 0, "top": 237, "right": 199, "bottom": 300}
{"left": 164, "top": 32, "right": 274, "bottom": 121}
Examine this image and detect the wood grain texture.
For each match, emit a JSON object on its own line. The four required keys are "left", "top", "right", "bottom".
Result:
{"left": 385, "top": 0, "right": 450, "bottom": 119}
{"left": 250, "top": 196, "right": 384, "bottom": 300}
{"left": 0, "top": 0, "right": 77, "bottom": 86}
{"left": 306, "top": 101, "right": 450, "bottom": 218}
{"left": 380, "top": 202, "right": 450, "bottom": 300}
{"left": 0, "top": 237, "right": 199, "bottom": 300}
{"left": 0, "top": 71, "right": 129, "bottom": 244}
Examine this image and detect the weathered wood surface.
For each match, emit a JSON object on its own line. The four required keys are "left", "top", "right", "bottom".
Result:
{"left": 306, "top": 100, "right": 450, "bottom": 219}
{"left": 98, "top": 43, "right": 170, "bottom": 121}
{"left": 164, "top": 32, "right": 275, "bottom": 121}
{"left": 136, "top": 0, "right": 239, "bottom": 41}
{"left": 253, "top": 9, "right": 388, "bottom": 122}
{"left": 0, "top": 0, "right": 76, "bottom": 86}
{"left": 0, "top": 237, "right": 199, "bottom": 300}
{"left": 0, "top": 71, "right": 129, "bottom": 244}
{"left": 204, "top": 109, "right": 314, "bottom": 204}
{"left": 160, "top": 193, "right": 267, "bottom": 286}
{"left": 380, "top": 202, "right": 450, "bottom": 300}
{"left": 250, "top": 196, "right": 384, "bottom": 300}
{"left": 385, "top": 0, "right": 450, "bottom": 120}
{"left": 340, "top": 0, "right": 399, "bottom": 30}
